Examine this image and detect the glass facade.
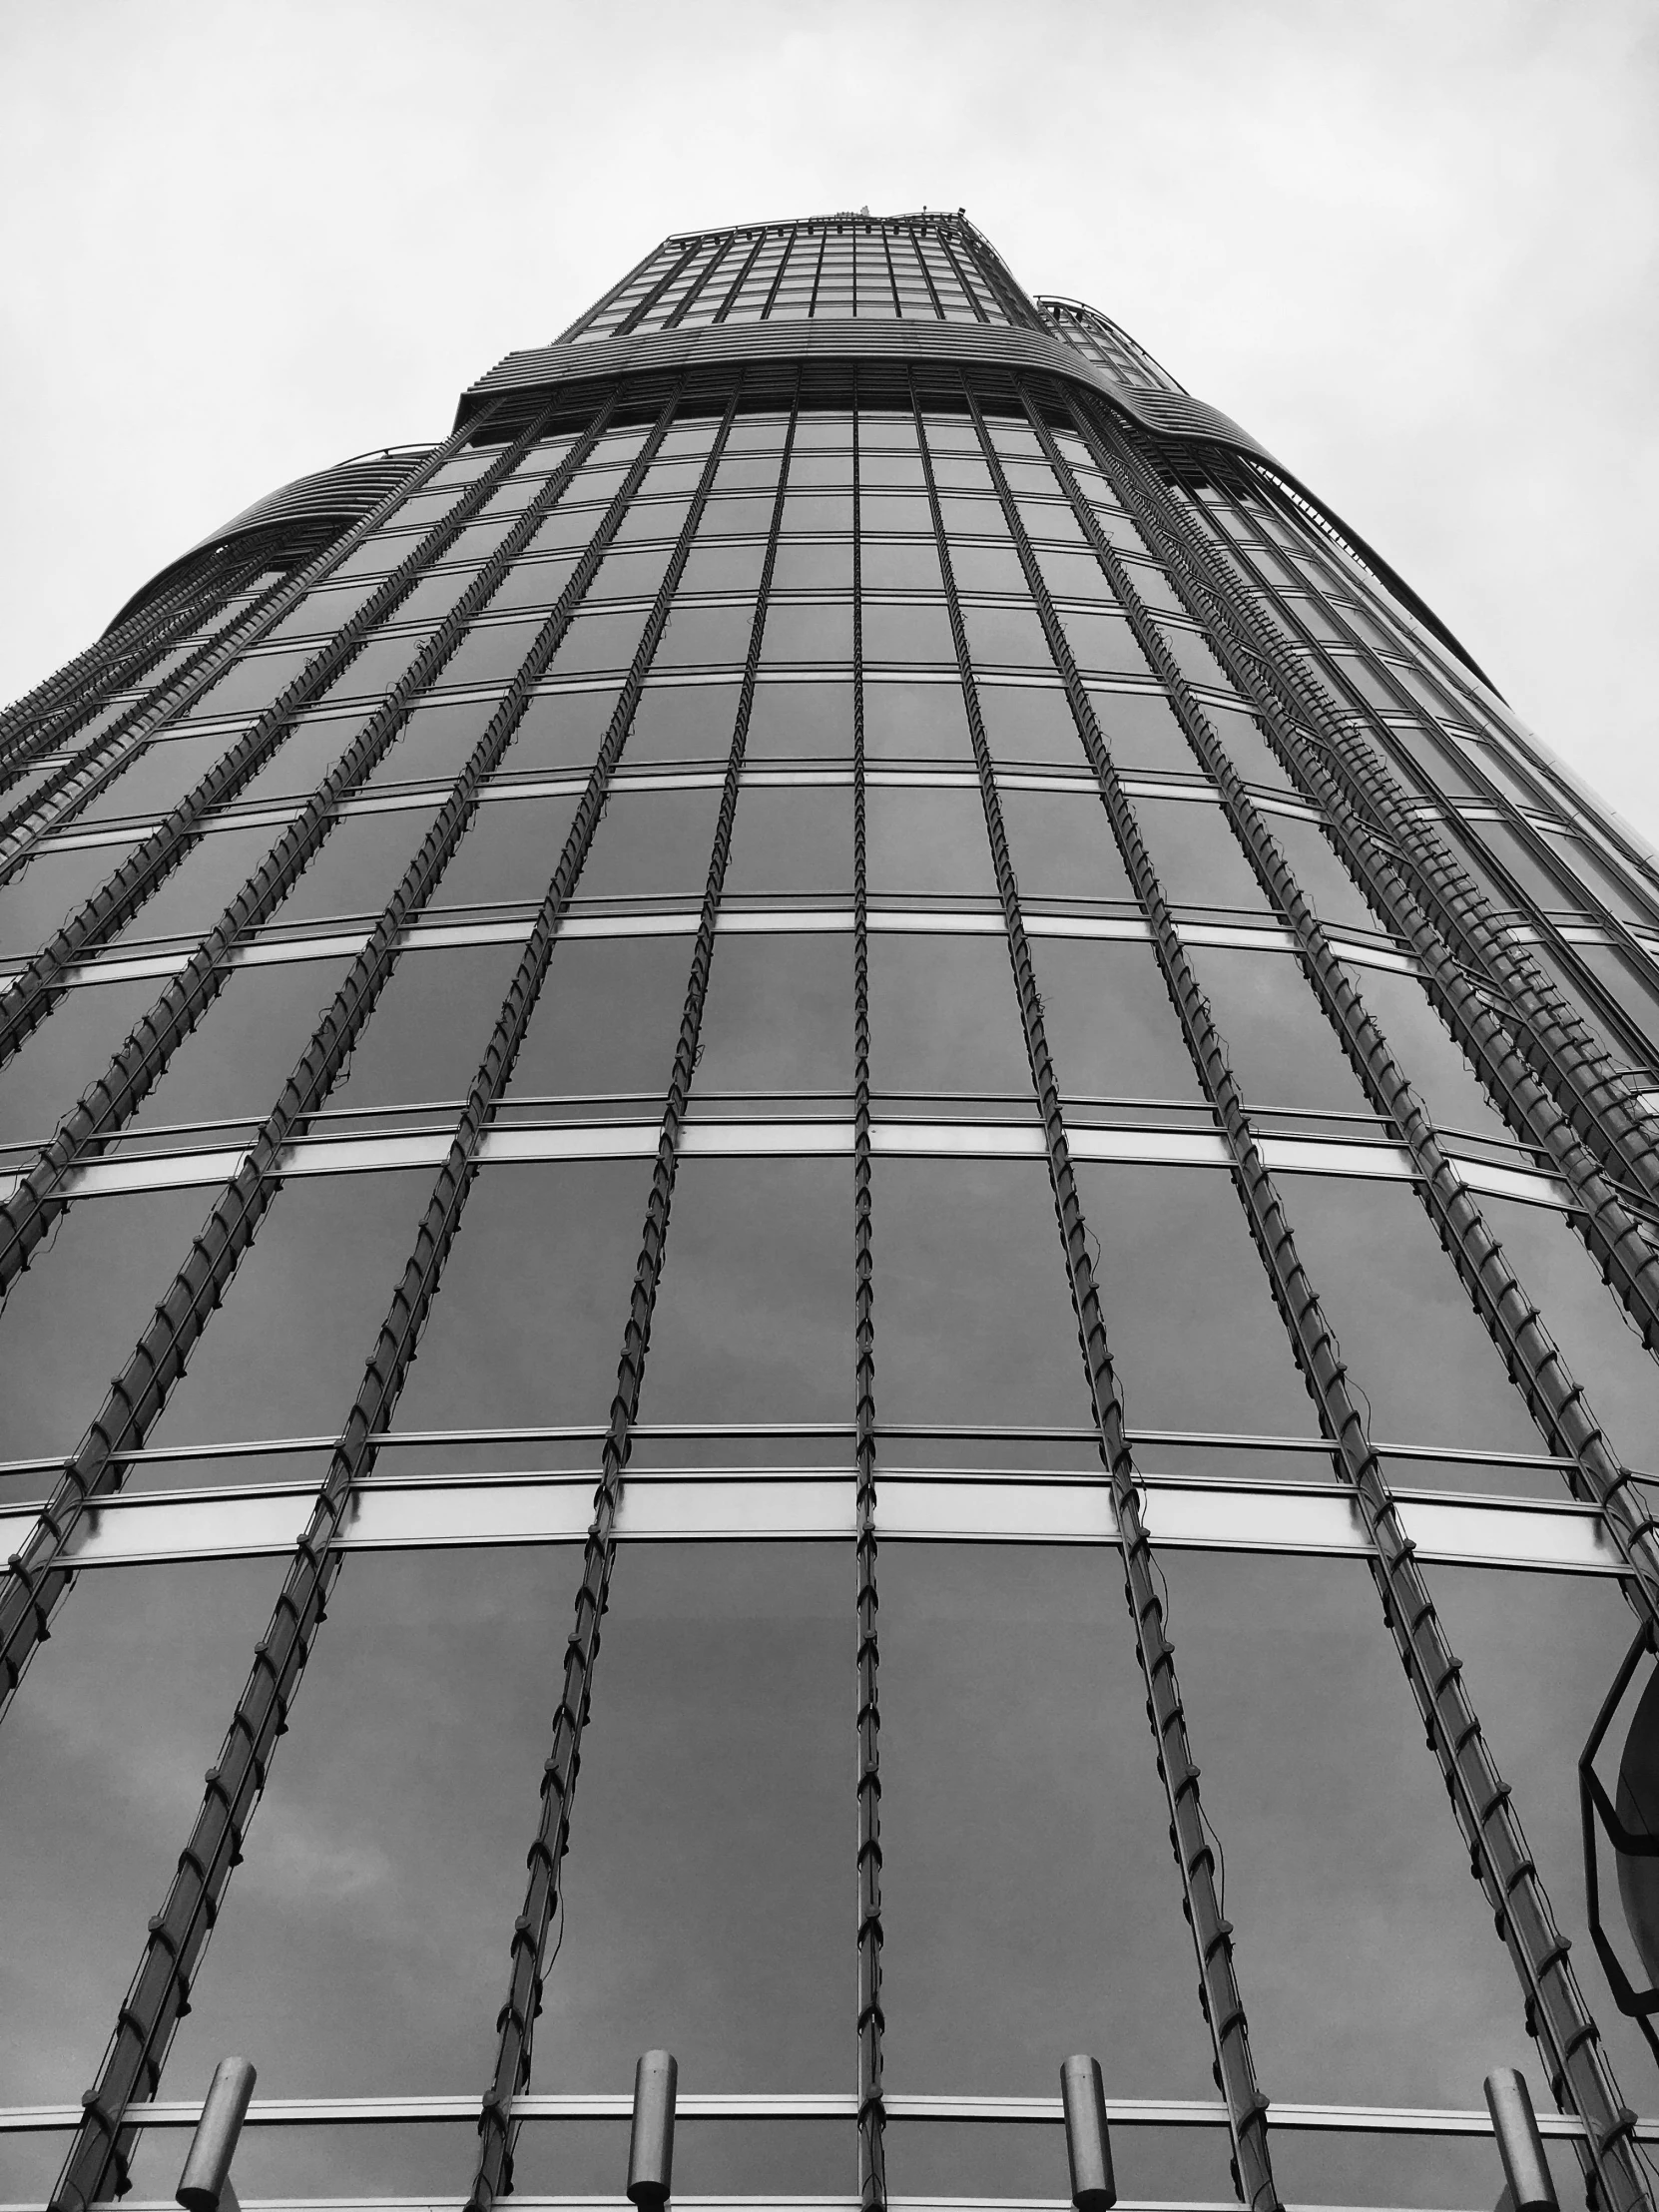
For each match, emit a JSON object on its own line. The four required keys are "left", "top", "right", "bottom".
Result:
{"left": 4, "top": 210, "right": 1659, "bottom": 2212}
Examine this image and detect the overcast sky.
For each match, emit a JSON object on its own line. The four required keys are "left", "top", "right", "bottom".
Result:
{"left": 3, "top": 1, "right": 1656, "bottom": 832}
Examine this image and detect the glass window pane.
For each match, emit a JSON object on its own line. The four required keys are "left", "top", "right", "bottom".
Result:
{"left": 1090, "top": 688, "right": 1193, "bottom": 773}
{"left": 980, "top": 685, "right": 1086, "bottom": 767}
{"left": 0, "top": 978, "right": 157, "bottom": 1151}
{"left": 0, "top": 843, "right": 139, "bottom": 957}
{"left": 869, "top": 932, "right": 1028, "bottom": 1098}
{"left": 578, "top": 788, "right": 722, "bottom": 901}
{"left": 1030, "top": 936, "right": 1201, "bottom": 1101}
{"left": 508, "top": 686, "right": 620, "bottom": 775}
{"left": 1134, "top": 797, "right": 1270, "bottom": 913}
{"left": 365, "top": 699, "right": 486, "bottom": 790}
{"left": 746, "top": 679, "right": 852, "bottom": 760}
{"left": 863, "top": 681, "right": 971, "bottom": 761}
{"left": 433, "top": 793, "right": 579, "bottom": 909}
{"left": 692, "top": 932, "right": 852, "bottom": 1096}
{"left": 270, "top": 804, "right": 441, "bottom": 929}
{"left": 112, "top": 824, "right": 285, "bottom": 948}
{"left": 867, "top": 788, "right": 994, "bottom": 898}
{"left": 1345, "top": 963, "right": 1513, "bottom": 1142}
{"left": 331, "top": 942, "right": 523, "bottom": 1116}
{"left": 131, "top": 956, "right": 355, "bottom": 1132}
{"left": 508, "top": 935, "right": 690, "bottom": 1105}
{"left": 724, "top": 788, "right": 852, "bottom": 897}
{"left": 627, "top": 682, "right": 740, "bottom": 765}
{"left": 862, "top": 600, "right": 955, "bottom": 663}
{"left": 1185, "top": 944, "right": 1374, "bottom": 1114}
{"left": 762, "top": 601, "right": 853, "bottom": 664}
{"left": 75, "top": 732, "right": 238, "bottom": 828}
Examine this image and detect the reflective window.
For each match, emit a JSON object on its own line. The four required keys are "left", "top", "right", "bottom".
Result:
{"left": 862, "top": 599, "right": 955, "bottom": 663}
{"left": 0, "top": 843, "right": 139, "bottom": 958}
{"left": 1000, "top": 787, "right": 1132, "bottom": 903}
{"left": 654, "top": 602, "right": 756, "bottom": 669}
{"left": 233, "top": 712, "right": 374, "bottom": 806}
{"left": 269, "top": 803, "right": 442, "bottom": 929}
{"left": 1030, "top": 937, "right": 1201, "bottom": 1101}
{"left": 869, "top": 932, "right": 1029, "bottom": 1099}
{"left": 507, "top": 936, "right": 691, "bottom": 1105}
{"left": 762, "top": 600, "right": 853, "bottom": 664}
{"left": 331, "top": 942, "right": 524, "bottom": 1117}
{"left": 365, "top": 699, "right": 488, "bottom": 790}
{"left": 863, "top": 680, "right": 971, "bottom": 761}
{"left": 979, "top": 684, "right": 1086, "bottom": 767}
{"left": 577, "top": 787, "right": 723, "bottom": 901}
{"left": 692, "top": 932, "right": 852, "bottom": 1097}
{"left": 746, "top": 679, "right": 852, "bottom": 760}
{"left": 74, "top": 732, "right": 239, "bottom": 828}
{"left": 1185, "top": 944, "right": 1373, "bottom": 1113}
{"left": 432, "top": 794, "right": 580, "bottom": 910}
{"left": 1133, "top": 796, "right": 1270, "bottom": 913}
{"left": 509, "top": 687, "right": 620, "bottom": 775}
{"left": 438, "top": 616, "right": 544, "bottom": 691}
{"left": 131, "top": 956, "right": 357, "bottom": 1132}
{"left": 866, "top": 788, "right": 994, "bottom": 898}
{"left": 724, "top": 788, "right": 852, "bottom": 897}
{"left": 0, "top": 977, "right": 158, "bottom": 1151}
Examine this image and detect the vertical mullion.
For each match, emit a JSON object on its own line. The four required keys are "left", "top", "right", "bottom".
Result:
{"left": 961, "top": 374, "right": 1648, "bottom": 2212}
{"left": 850, "top": 373, "right": 887, "bottom": 2212}
{"left": 42, "top": 384, "right": 705, "bottom": 2212}
{"left": 908, "top": 371, "right": 1282, "bottom": 2212}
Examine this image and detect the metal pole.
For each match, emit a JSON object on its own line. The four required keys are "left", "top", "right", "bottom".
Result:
{"left": 626, "top": 2050, "right": 678, "bottom": 2208}
{"left": 1060, "top": 2054, "right": 1116, "bottom": 2211}
{"left": 1485, "top": 2068, "right": 1560, "bottom": 2212}
{"left": 176, "top": 2056, "right": 256, "bottom": 2212}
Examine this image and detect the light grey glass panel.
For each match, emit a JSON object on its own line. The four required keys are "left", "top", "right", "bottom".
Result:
{"left": 433, "top": 794, "right": 580, "bottom": 909}
{"left": 1089, "top": 688, "right": 1193, "bottom": 773}
{"left": 527, "top": 1543, "right": 848, "bottom": 2099}
{"left": 269, "top": 803, "right": 442, "bottom": 929}
{"left": 0, "top": 1556, "right": 288, "bottom": 2103}
{"left": 1077, "top": 1163, "right": 1318, "bottom": 1437}
{"left": 947, "top": 543, "right": 1024, "bottom": 592}
{"left": 978, "top": 684, "right": 1086, "bottom": 766}
{"left": 862, "top": 599, "right": 955, "bottom": 662}
{"left": 440, "top": 616, "right": 544, "bottom": 691}
{"left": 1134, "top": 797, "right": 1270, "bottom": 913}
{"left": 1346, "top": 964, "right": 1514, "bottom": 1141}
{"left": 770, "top": 539, "right": 851, "bottom": 591}
{"left": 1275, "top": 1174, "right": 1547, "bottom": 1468}
{"left": 508, "top": 935, "right": 690, "bottom": 1104}
{"left": 131, "top": 956, "right": 356, "bottom": 1131}
{"left": 863, "top": 681, "right": 971, "bottom": 761}
{"left": 1185, "top": 944, "right": 1374, "bottom": 1114}
{"left": 509, "top": 687, "right": 620, "bottom": 775}
{"left": 680, "top": 540, "right": 767, "bottom": 595}
{"left": 762, "top": 600, "right": 853, "bottom": 664}
{"left": 961, "top": 602, "right": 1051, "bottom": 668}
{"left": 627, "top": 682, "right": 741, "bottom": 765}
{"left": 693, "top": 933, "right": 852, "bottom": 1096}
{"left": 861, "top": 539, "right": 941, "bottom": 591}
{"left": 638, "top": 1161, "right": 848, "bottom": 1426}
{"left": 364, "top": 698, "right": 487, "bottom": 790}
{"left": 74, "top": 733, "right": 239, "bottom": 828}
{"left": 0, "top": 843, "right": 139, "bottom": 957}
{"left": 1273, "top": 816, "right": 1382, "bottom": 933}
{"left": 391, "top": 565, "right": 479, "bottom": 624}
{"left": 389, "top": 1158, "right": 656, "bottom": 1430}
{"left": 1577, "top": 943, "right": 1659, "bottom": 1058}
{"left": 724, "top": 788, "right": 852, "bottom": 897}
{"left": 654, "top": 602, "right": 755, "bottom": 669}
{"left": 265, "top": 581, "right": 380, "bottom": 642}
{"left": 0, "top": 2128, "right": 73, "bottom": 2205}
{"left": 879, "top": 1545, "right": 1228, "bottom": 2113}
{"left": 237, "top": 713, "right": 374, "bottom": 806}
{"left": 187, "top": 648, "right": 314, "bottom": 719}
{"left": 0, "top": 978, "right": 157, "bottom": 1150}
{"left": 868, "top": 933, "right": 1028, "bottom": 1097}
{"left": 1056, "top": 608, "right": 1155, "bottom": 681}
{"left": 0, "top": 1187, "right": 208, "bottom": 1472}
{"left": 510, "top": 2116, "right": 848, "bottom": 2199}
{"left": 1030, "top": 937, "right": 1202, "bottom": 1101}
{"left": 108, "top": 825, "right": 284, "bottom": 948}
{"left": 577, "top": 788, "right": 723, "bottom": 901}
{"left": 1155, "top": 625, "right": 1230, "bottom": 690}
{"left": 1000, "top": 787, "right": 1133, "bottom": 903}
{"left": 1157, "top": 1552, "right": 1543, "bottom": 2132}
{"left": 746, "top": 679, "right": 853, "bottom": 760}
{"left": 331, "top": 941, "right": 524, "bottom": 1115}
{"left": 866, "top": 789, "right": 994, "bottom": 898}
{"left": 1034, "top": 545, "right": 1117, "bottom": 600}
{"left": 584, "top": 544, "right": 669, "bottom": 601}
{"left": 547, "top": 606, "right": 653, "bottom": 678}
{"left": 874, "top": 1160, "right": 1090, "bottom": 1427}
{"left": 152, "top": 1546, "right": 578, "bottom": 2171}
{"left": 491, "top": 555, "right": 581, "bottom": 617}
{"left": 135, "top": 1172, "right": 431, "bottom": 1484}
{"left": 1202, "top": 701, "right": 1298, "bottom": 793}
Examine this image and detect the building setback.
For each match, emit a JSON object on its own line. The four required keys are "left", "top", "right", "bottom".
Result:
{"left": 3, "top": 211, "right": 1659, "bottom": 2212}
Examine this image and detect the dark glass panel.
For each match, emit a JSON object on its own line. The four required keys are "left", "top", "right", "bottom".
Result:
{"left": 0, "top": 1556, "right": 291, "bottom": 2101}
{"left": 525, "top": 1544, "right": 848, "bottom": 2094}
{"left": 1157, "top": 1551, "right": 1541, "bottom": 2119}
{"left": 0, "top": 1187, "right": 207, "bottom": 1469}
{"left": 75, "top": 731, "right": 239, "bottom": 827}
{"left": 581, "top": 544, "right": 669, "bottom": 603}
{"left": 866, "top": 787, "right": 995, "bottom": 898}
{"left": 1031, "top": 936, "right": 1202, "bottom": 1101}
{"left": 863, "top": 680, "right": 971, "bottom": 761}
{"left": 680, "top": 539, "right": 767, "bottom": 595}
{"left": 880, "top": 1545, "right": 1223, "bottom": 2104}
{"left": 1057, "top": 607, "right": 1155, "bottom": 680}
{"left": 1133, "top": 796, "right": 1271, "bottom": 913}
{"left": 1274, "top": 1173, "right": 1548, "bottom": 1464}
{"left": 1202, "top": 699, "right": 1298, "bottom": 793}
{"left": 639, "top": 1162, "right": 848, "bottom": 1425}
{"left": 1575, "top": 943, "right": 1659, "bottom": 1060}
{"left": 977, "top": 683, "right": 1085, "bottom": 767}
{"left": 653, "top": 601, "right": 755, "bottom": 669}
{"left": 431, "top": 793, "right": 579, "bottom": 909}
{"left": 769, "top": 538, "right": 851, "bottom": 591}
{"left": 861, "top": 599, "right": 955, "bottom": 662}
{"left": 435, "top": 518, "right": 516, "bottom": 567}
{"left": 510, "top": 2118, "right": 848, "bottom": 2198}
{"left": 961, "top": 601, "right": 1051, "bottom": 668}
{"left": 131, "top": 955, "right": 356, "bottom": 1132}
{"left": 110, "top": 824, "right": 284, "bottom": 948}
{"left": 364, "top": 697, "right": 487, "bottom": 789}
{"left": 508, "top": 934, "right": 690, "bottom": 1103}
{"left": 873, "top": 1159, "right": 1091, "bottom": 1426}
{"left": 693, "top": 930, "right": 852, "bottom": 1096}
{"left": 1035, "top": 544, "right": 1116, "bottom": 600}
{"left": 389, "top": 1158, "right": 656, "bottom": 1430}
{"left": 869, "top": 931, "right": 1029, "bottom": 1098}
{"left": 1079, "top": 1162, "right": 1317, "bottom": 1434}
{"left": 861, "top": 538, "right": 941, "bottom": 590}
{"left": 152, "top": 1546, "right": 576, "bottom": 2153}
{"left": 1185, "top": 943, "right": 1373, "bottom": 1113}
{"left": 887, "top": 2118, "right": 1233, "bottom": 2207}
{"left": 331, "top": 941, "right": 524, "bottom": 1116}
{"left": 1155, "top": 624, "right": 1230, "bottom": 690}
{"left": 546, "top": 605, "right": 652, "bottom": 677}
{"left": 0, "top": 977, "right": 157, "bottom": 1150}
{"left": 761, "top": 600, "right": 853, "bottom": 664}
{"left": 393, "top": 564, "right": 482, "bottom": 624}
{"left": 269, "top": 802, "right": 442, "bottom": 929}
{"left": 137, "top": 1172, "right": 430, "bottom": 1478}
{"left": 724, "top": 787, "right": 852, "bottom": 897}
{"left": 437, "top": 615, "right": 543, "bottom": 690}
{"left": 626, "top": 681, "right": 741, "bottom": 764}
{"left": 0, "top": 843, "right": 138, "bottom": 958}
{"left": 948, "top": 543, "right": 1025, "bottom": 592}
{"left": 265, "top": 580, "right": 381, "bottom": 642}
{"left": 577, "top": 787, "right": 723, "bottom": 901}
{"left": 324, "top": 628, "right": 435, "bottom": 705}
{"left": 508, "top": 687, "right": 621, "bottom": 775}
{"left": 1090, "top": 687, "right": 1192, "bottom": 772}
{"left": 1273, "top": 815, "right": 1384, "bottom": 933}
{"left": 187, "top": 646, "right": 315, "bottom": 719}
{"left": 1346, "top": 963, "right": 1514, "bottom": 1141}
{"left": 1000, "top": 786, "right": 1132, "bottom": 903}
{"left": 746, "top": 678, "right": 853, "bottom": 760}
{"left": 533, "top": 503, "right": 608, "bottom": 552}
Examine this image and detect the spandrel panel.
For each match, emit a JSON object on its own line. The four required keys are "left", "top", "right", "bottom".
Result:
{"left": 577, "top": 786, "right": 723, "bottom": 901}
{"left": 507, "top": 936, "right": 690, "bottom": 1104}
{"left": 637, "top": 1160, "right": 848, "bottom": 1426}
{"left": 0, "top": 1555, "right": 289, "bottom": 2104}
{"left": 723, "top": 787, "right": 852, "bottom": 897}
{"left": 0, "top": 977, "right": 157, "bottom": 1151}
{"left": 509, "top": 685, "right": 620, "bottom": 774}
{"left": 431, "top": 793, "right": 579, "bottom": 909}
{"left": 866, "top": 788, "right": 994, "bottom": 898}
{"left": 999, "top": 786, "right": 1133, "bottom": 902}
{"left": 692, "top": 931, "right": 852, "bottom": 1096}
{"left": 863, "top": 679, "right": 971, "bottom": 760}
{"left": 868, "top": 932, "right": 1029, "bottom": 1098}
{"left": 112, "top": 823, "right": 287, "bottom": 947}
{"left": 153, "top": 1546, "right": 579, "bottom": 2122}
{"left": 1273, "top": 814, "right": 1385, "bottom": 932}
{"left": 1274, "top": 1172, "right": 1549, "bottom": 1468}
{"left": 873, "top": 1159, "right": 1092, "bottom": 1427}
{"left": 389, "top": 1158, "right": 658, "bottom": 1432}
{"left": 330, "top": 941, "right": 525, "bottom": 1115}
{"left": 879, "top": 1544, "right": 1222, "bottom": 2098}
{"left": 524, "top": 1541, "right": 848, "bottom": 2092}
{"left": 135, "top": 1172, "right": 431, "bottom": 1482}
{"left": 1428, "top": 1563, "right": 1659, "bottom": 2098}
{"left": 0, "top": 841, "right": 138, "bottom": 956}
{"left": 130, "top": 955, "right": 356, "bottom": 1132}
{"left": 978, "top": 683, "right": 1086, "bottom": 766}
{"left": 627, "top": 681, "right": 741, "bottom": 764}
{"left": 0, "top": 1186, "right": 210, "bottom": 1468}
{"left": 1184, "top": 943, "right": 1374, "bottom": 1113}
{"left": 73, "top": 731, "right": 239, "bottom": 826}
{"left": 1155, "top": 1550, "right": 1543, "bottom": 2116}
{"left": 268, "top": 801, "right": 443, "bottom": 928}
{"left": 746, "top": 678, "right": 852, "bottom": 759}
{"left": 1076, "top": 1163, "right": 1318, "bottom": 1436}
{"left": 1030, "top": 936, "right": 1203, "bottom": 1101}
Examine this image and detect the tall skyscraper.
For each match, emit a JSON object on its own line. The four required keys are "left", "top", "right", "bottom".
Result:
{"left": 4, "top": 210, "right": 1659, "bottom": 2212}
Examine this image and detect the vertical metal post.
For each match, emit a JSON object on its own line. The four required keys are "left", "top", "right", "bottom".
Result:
{"left": 1060, "top": 2054, "right": 1116, "bottom": 2212}
{"left": 1485, "top": 2068, "right": 1560, "bottom": 2212}
{"left": 175, "top": 2056, "right": 256, "bottom": 2212}
{"left": 626, "top": 2050, "right": 678, "bottom": 2208}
